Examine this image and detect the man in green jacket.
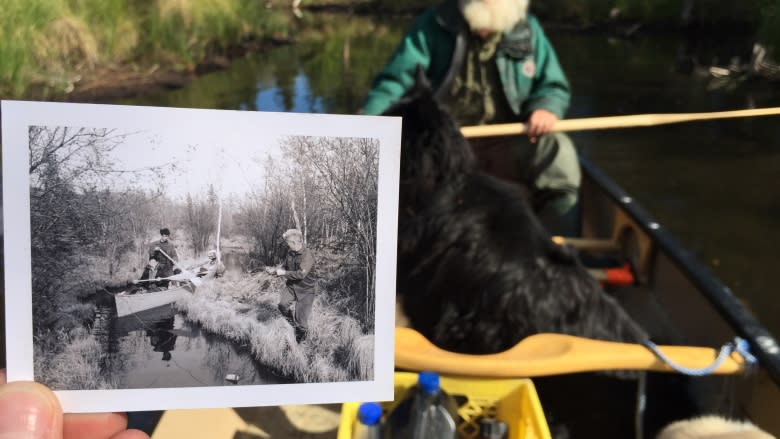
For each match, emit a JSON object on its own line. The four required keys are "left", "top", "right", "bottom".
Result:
{"left": 362, "top": 0, "right": 580, "bottom": 236}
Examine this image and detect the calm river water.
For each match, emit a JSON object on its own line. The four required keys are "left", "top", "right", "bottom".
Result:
{"left": 100, "top": 251, "right": 289, "bottom": 388}
{"left": 106, "top": 308, "right": 288, "bottom": 388}
{"left": 125, "top": 13, "right": 780, "bottom": 339}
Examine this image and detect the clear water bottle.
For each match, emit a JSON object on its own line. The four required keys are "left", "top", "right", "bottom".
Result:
{"left": 354, "top": 402, "right": 382, "bottom": 439}
{"left": 479, "top": 418, "right": 509, "bottom": 439}
{"left": 384, "top": 371, "right": 459, "bottom": 439}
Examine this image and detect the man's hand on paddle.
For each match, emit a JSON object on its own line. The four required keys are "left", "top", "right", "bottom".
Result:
{"left": 527, "top": 109, "right": 557, "bottom": 143}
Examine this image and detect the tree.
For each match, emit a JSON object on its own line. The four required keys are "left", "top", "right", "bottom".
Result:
{"left": 184, "top": 186, "right": 219, "bottom": 256}
{"left": 28, "top": 126, "right": 174, "bottom": 329}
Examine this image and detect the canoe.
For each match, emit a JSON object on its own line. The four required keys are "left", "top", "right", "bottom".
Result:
{"left": 573, "top": 155, "right": 780, "bottom": 436}
{"left": 391, "top": 144, "right": 780, "bottom": 437}
{"left": 114, "top": 285, "right": 191, "bottom": 317}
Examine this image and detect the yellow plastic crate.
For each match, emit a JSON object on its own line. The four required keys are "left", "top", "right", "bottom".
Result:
{"left": 338, "top": 372, "right": 551, "bottom": 439}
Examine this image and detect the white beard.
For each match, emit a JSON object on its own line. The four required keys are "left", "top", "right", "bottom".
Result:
{"left": 459, "top": 0, "right": 529, "bottom": 33}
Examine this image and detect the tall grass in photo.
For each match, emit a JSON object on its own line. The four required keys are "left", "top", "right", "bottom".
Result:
{"left": 174, "top": 269, "right": 374, "bottom": 383}
{"left": 34, "top": 327, "right": 117, "bottom": 390}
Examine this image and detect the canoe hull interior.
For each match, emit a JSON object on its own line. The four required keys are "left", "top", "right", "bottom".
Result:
{"left": 578, "top": 156, "right": 780, "bottom": 436}
{"left": 470, "top": 141, "right": 779, "bottom": 436}
{"left": 114, "top": 287, "right": 190, "bottom": 317}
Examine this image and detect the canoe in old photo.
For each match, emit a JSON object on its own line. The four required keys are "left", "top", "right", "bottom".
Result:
{"left": 114, "top": 285, "right": 191, "bottom": 318}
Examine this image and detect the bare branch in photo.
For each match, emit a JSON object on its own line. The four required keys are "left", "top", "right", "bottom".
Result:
{"left": 28, "top": 126, "right": 178, "bottom": 194}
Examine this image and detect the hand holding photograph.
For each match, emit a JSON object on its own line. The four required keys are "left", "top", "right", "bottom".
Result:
{"left": 1, "top": 100, "right": 400, "bottom": 412}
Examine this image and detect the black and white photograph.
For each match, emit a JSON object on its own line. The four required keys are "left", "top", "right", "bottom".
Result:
{"left": 2, "top": 100, "right": 399, "bottom": 412}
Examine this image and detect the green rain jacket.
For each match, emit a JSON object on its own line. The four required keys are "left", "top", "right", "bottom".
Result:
{"left": 362, "top": 0, "right": 570, "bottom": 120}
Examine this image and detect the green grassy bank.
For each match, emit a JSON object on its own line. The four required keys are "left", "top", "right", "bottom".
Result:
{"left": 0, "top": 0, "right": 286, "bottom": 98}
{"left": 2, "top": 0, "right": 778, "bottom": 99}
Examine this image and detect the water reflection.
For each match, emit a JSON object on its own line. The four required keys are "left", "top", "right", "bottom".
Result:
{"left": 147, "top": 316, "right": 176, "bottom": 362}
{"left": 122, "top": 13, "right": 779, "bottom": 337}
{"left": 550, "top": 31, "right": 780, "bottom": 337}
{"left": 122, "top": 13, "right": 406, "bottom": 115}
{"left": 107, "top": 306, "right": 289, "bottom": 388}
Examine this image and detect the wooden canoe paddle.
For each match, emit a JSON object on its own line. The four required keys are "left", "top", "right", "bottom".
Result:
{"left": 394, "top": 327, "right": 749, "bottom": 377}
{"left": 460, "top": 107, "right": 780, "bottom": 138}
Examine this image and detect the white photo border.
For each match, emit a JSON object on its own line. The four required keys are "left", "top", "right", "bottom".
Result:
{"left": 1, "top": 100, "right": 399, "bottom": 413}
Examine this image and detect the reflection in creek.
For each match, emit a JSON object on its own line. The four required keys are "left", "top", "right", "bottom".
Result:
{"left": 147, "top": 316, "right": 176, "bottom": 362}
{"left": 106, "top": 306, "right": 289, "bottom": 389}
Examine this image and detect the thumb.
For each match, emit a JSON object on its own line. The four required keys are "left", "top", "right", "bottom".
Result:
{"left": 0, "top": 381, "right": 62, "bottom": 439}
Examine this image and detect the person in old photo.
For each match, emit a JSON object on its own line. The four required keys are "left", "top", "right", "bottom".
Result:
{"left": 198, "top": 249, "right": 226, "bottom": 279}
{"left": 268, "top": 229, "right": 318, "bottom": 343}
{"left": 149, "top": 228, "right": 179, "bottom": 288}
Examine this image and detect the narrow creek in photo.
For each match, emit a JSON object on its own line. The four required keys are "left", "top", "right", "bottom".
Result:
{"left": 93, "top": 251, "right": 291, "bottom": 388}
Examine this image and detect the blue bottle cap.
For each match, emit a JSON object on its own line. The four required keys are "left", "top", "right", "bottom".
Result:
{"left": 358, "top": 402, "right": 382, "bottom": 425}
{"left": 418, "top": 371, "right": 440, "bottom": 395}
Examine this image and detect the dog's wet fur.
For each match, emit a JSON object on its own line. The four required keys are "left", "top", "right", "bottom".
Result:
{"left": 383, "top": 68, "right": 648, "bottom": 354}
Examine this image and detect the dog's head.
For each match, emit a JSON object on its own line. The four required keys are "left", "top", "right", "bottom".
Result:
{"left": 381, "top": 66, "right": 475, "bottom": 196}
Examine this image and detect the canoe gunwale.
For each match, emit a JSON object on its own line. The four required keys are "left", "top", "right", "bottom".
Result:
{"left": 579, "top": 156, "right": 780, "bottom": 386}
{"left": 114, "top": 285, "right": 190, "bottom": 318}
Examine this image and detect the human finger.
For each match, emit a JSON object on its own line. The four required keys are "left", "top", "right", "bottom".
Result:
{"left": 538, "top": 117, "right": 554, "bottom": 136}
{"left": 63, "top": 412, "right": 131, "bottom": 439}
{"left": 526, "top": 120, "right": 539, "bottom": 141}
{"left": 108, "top": 430, "right": 150, "bottom": 439}
{"left": 0, "top": 380, "right": 63, "bottom": 439}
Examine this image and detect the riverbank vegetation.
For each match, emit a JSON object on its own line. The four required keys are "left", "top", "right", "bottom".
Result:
{"left": 34, "top": 327, "right": 118, "bottom": 390}
{"left": 175, "top": 268, "right": 374, "bottom": 382}
{"left": 3, "top": 0, "right": 780, "bottom": 100}
{"left": 0, "top": 0, "right": 286, "bottom": 98}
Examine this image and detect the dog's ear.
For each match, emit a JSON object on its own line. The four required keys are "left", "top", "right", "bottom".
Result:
{"left": 414, "top": 64, "right": 431, "bottom": 90}
{"left": 382, "top": 64, "right": 437, "bottom": 118}
{"left": 404, "top": 64, "right": 432, "bottom": 98}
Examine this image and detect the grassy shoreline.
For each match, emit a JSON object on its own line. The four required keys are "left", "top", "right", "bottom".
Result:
{"left": 0, "top": 0, "right": 290, "bottom": 99}
{"left": 4, "top": 0, "right": 776, "bottom": 101}
{"left": 174, "top": 270, "right": 374, "bottom": 383}
{"left": 34, "top": 327, "right": 118, "bottom": 390}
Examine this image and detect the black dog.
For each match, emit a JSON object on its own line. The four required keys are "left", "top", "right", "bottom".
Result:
{"left": 383, "top": 69, "right": 648, "bottom": 354}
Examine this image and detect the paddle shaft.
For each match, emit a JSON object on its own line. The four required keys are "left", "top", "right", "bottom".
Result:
{"left": 155, "top": 247, "right": 179, "bottom": 267}
{"left": 460, "top": 107, "right": 780, "bottom": 138}
{"left": 134, "top": 277, "right": 172, "bottom": 283}
{"left": 150, "top": 247, "right": 204, "bottom": 284}
{"left": 395, "top": 327, "right": 747, "bottom": 377}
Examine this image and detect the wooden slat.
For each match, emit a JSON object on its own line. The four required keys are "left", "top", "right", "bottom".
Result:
{"left": 395, "top": 327, "right": 747, "bottom": 377}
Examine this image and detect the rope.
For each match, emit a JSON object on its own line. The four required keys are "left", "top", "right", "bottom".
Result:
{"left": 641, "top": 338, "right": 758, "bottom": 376}
{"left": 634, "top": 372, "right": 646, "bottom": 439}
